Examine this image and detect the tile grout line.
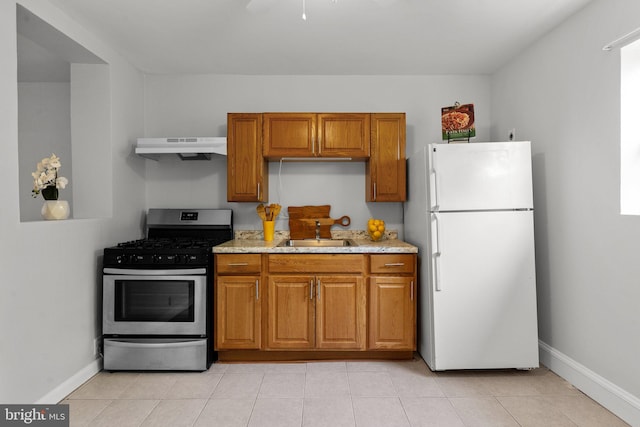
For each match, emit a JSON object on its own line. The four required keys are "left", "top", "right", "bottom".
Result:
{"left": 245, "top": 372, "right": 265, "bottom": 427}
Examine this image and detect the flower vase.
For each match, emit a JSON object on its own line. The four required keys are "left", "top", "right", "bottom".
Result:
{"left": 41, "top": 185, "right": 59, "bottom": 200}
{"left": 41, "top": 200, "right": 70, "bottom": 220}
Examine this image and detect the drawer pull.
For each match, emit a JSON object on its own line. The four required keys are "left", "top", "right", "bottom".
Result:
{"left": 384, "top": 263, "right": 405, "bottom": 267}
{"left": 227, "top": 262, "right": 249, "bottom": 266}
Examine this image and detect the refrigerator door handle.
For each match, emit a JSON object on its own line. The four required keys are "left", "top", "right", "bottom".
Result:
{"left": 432, "top": 213, "right": 442, "bottom": 292}
{"left": 433, "top": 252, "right": 442, "bottom": 292}
{"left": 431, "top": 148, "right": 439, "bottom": 211}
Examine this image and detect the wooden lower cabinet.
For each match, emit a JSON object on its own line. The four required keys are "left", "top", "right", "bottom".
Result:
{"left": 267, "top": 276, "right": 315, "bottom": 349}
{"left": 214, "top": 252, "right": 416, "bottom": 360}
{"left": 316, "top": 276, "right": 366, "bottom": 349}
{"left": 215, "top": 275, "right": 261, "bottom": 350}
{"left": 368, "top": 276, "right": 415, "bottom": 350}
{"left": 268, "top": 275, "right": 366, "bottom": 350}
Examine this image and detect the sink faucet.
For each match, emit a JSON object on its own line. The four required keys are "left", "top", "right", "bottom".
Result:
{"left": 315, "top": 220, "right": 321, "bottom": 240}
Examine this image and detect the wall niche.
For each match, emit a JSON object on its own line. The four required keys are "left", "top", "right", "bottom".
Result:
{"left": 17, "top": 4, "right": 111, "bottom": 221}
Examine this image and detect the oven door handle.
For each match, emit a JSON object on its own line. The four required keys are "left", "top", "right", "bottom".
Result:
{"left": 103, "top": 268, "right": 207, "bottom": 275}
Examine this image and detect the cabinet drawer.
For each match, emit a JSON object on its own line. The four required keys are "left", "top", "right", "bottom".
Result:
{"left": 216, "top": 254, "right": 262, "bottom": 274}
{"left": 268, "top": 254, "right": 365, "bottom": 274}
{"left": 369, "top": 254, "right": 415, "bottom": 274}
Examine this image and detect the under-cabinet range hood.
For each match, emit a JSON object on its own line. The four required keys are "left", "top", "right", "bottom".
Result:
{"left": 135, "top": 137, "right": 227, "bottom": 160}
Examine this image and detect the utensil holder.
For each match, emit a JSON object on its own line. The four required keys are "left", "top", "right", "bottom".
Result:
{"left": 263, "top": 220, "right": 275, "bottom": 241}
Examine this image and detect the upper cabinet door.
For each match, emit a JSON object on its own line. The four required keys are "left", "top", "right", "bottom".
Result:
{"left": 317, "top": 113, "right": 370, "bottom": 159}
{"left": 263, "top": 113, "right": 316, "bottom": 158}
{"left": 227, "top": 113, "right": 268, "bottom": 202}
{"left": 367, "top": 113, "right": 406, "bottom": 202}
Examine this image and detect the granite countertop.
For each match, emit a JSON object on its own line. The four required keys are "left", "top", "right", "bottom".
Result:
{"left": 213, "top": 230, "right": 418, "bottom": 254}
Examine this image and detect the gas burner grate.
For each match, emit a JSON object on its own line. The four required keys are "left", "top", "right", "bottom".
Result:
{"left": 116, "top": 237, "right": 229, "bottom": 250}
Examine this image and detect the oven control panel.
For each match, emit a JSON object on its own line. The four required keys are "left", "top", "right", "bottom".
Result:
{"left": 181, "top": 212, "right": 198, "bottom": 221}
{"left": 103, "top": 251, "right": 208, "bottom": 267}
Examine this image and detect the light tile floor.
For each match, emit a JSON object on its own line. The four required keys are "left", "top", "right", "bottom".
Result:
{"left": 63, "top": 356, "right": 629, "bottom": 427}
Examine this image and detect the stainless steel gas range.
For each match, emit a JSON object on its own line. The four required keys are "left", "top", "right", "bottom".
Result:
{"left": 102, "top": 208, "right": 233, "bottom": 371}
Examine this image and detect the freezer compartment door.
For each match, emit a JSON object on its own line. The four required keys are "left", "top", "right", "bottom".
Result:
{"left": 430, "top": 210, "right": 538, "bottom": 370}
{"left": 430, "top": 141, "right": 533, "bottom": 211}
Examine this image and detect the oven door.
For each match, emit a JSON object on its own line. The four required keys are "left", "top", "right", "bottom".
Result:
{"left": 103, "top": 268, "right": 207, "bottom": 336}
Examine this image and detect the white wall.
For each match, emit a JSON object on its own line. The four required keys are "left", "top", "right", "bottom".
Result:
{"left": 0, "top": 0, "right": 146, "bottom": 403}
{"left": 70, "top": 63, "right": 112, "bottom": 219}
{"left": 491, "top": 0, "right": 640, "bottom": 423}
{"left": 143, "top": 74, "right": 491, "bottom": 235}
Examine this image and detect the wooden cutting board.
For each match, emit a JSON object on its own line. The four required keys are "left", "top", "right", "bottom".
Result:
{"left": 288, "top": 205, "right": 350, "bottom": 239}
{"left": 287, "top": 205, "right": 331, "bottom": 220}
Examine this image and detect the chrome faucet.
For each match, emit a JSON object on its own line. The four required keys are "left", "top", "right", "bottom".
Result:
{"left": 315, "top": 220, "right": 321, "bottom": 240}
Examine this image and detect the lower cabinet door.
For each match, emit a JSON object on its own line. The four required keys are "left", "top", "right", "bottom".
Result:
{"left": 316, "top": 276, "right": 366, "bottom": 349}
{"left": 268, "top": 276, "right": 315, "bottom": 349}
{"left": 369, "top": 276, "right": 415, "bottom": 350}
{"left": 216, "top": 276, "right": 261, "bottom": 350}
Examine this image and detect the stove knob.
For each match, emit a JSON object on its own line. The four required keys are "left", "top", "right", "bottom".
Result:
{"left": 172, "top": 254, "right": 182, "bottom": 264}
{"left": 130, "top": 254, "right": 140, "bottom": 264}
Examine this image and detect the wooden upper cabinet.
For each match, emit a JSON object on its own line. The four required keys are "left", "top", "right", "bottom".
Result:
{"left": 227, "top": 113, "right": 268, "bottom": 202}
{"left": 263, "top": 113, "right": 316, "bottom": 158}
{"left": 263, "top": 113, "right": 370, "bottom": 159}
{"left": 317, "top": 113, "right": 370, "bottom": 158}
{"left": 227, "top": 111, "right": 405, "bottom": 202}
{"left": 367, "top": 113, "right": 407, "bottom": 202}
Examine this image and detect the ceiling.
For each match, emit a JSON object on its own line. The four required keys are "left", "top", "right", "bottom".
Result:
{"left": 43, "top": 0, "right": 593, "bottom": 75}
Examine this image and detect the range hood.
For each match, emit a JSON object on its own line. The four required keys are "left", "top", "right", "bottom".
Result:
{"left": 135, "top": 137, "right": 227, "bottom": 160}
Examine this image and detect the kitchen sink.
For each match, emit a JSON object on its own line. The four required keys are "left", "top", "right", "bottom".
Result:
{"left": 278, "top": 239, "right": 357, "bottom": 247}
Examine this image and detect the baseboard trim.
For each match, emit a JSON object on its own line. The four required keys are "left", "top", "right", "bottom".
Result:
{"left": 36, "top": 358, "right": 102, "bottom": 404}
{"left": 539, "top": 340, "right": 640, "bottom": 426}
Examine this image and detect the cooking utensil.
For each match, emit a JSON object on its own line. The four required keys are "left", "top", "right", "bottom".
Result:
{"left": 272, "top": 204, "right": 281, "bottom": 219}
{"left": 256, "top": 204, "right": 267, "bottom": 220}
{"left": 258, "top": 203, "right": 282, "bottom": 221}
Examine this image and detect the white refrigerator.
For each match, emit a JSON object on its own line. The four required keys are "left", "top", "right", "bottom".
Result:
{"left": 404, "top": 141, "right": 539, "bottom": 371}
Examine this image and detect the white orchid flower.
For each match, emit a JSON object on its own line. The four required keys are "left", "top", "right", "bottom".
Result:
{"left": 31, "top": 154, "right": 69, "bottom": 197}
{"left": 49, "top": 155, "right": 61, "bottom": 168}
{"left": 44, "top": 171, "right": 56, "bottom": 183}
{"left": 56, "top": 177, "right": 68, "bottom": 189}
